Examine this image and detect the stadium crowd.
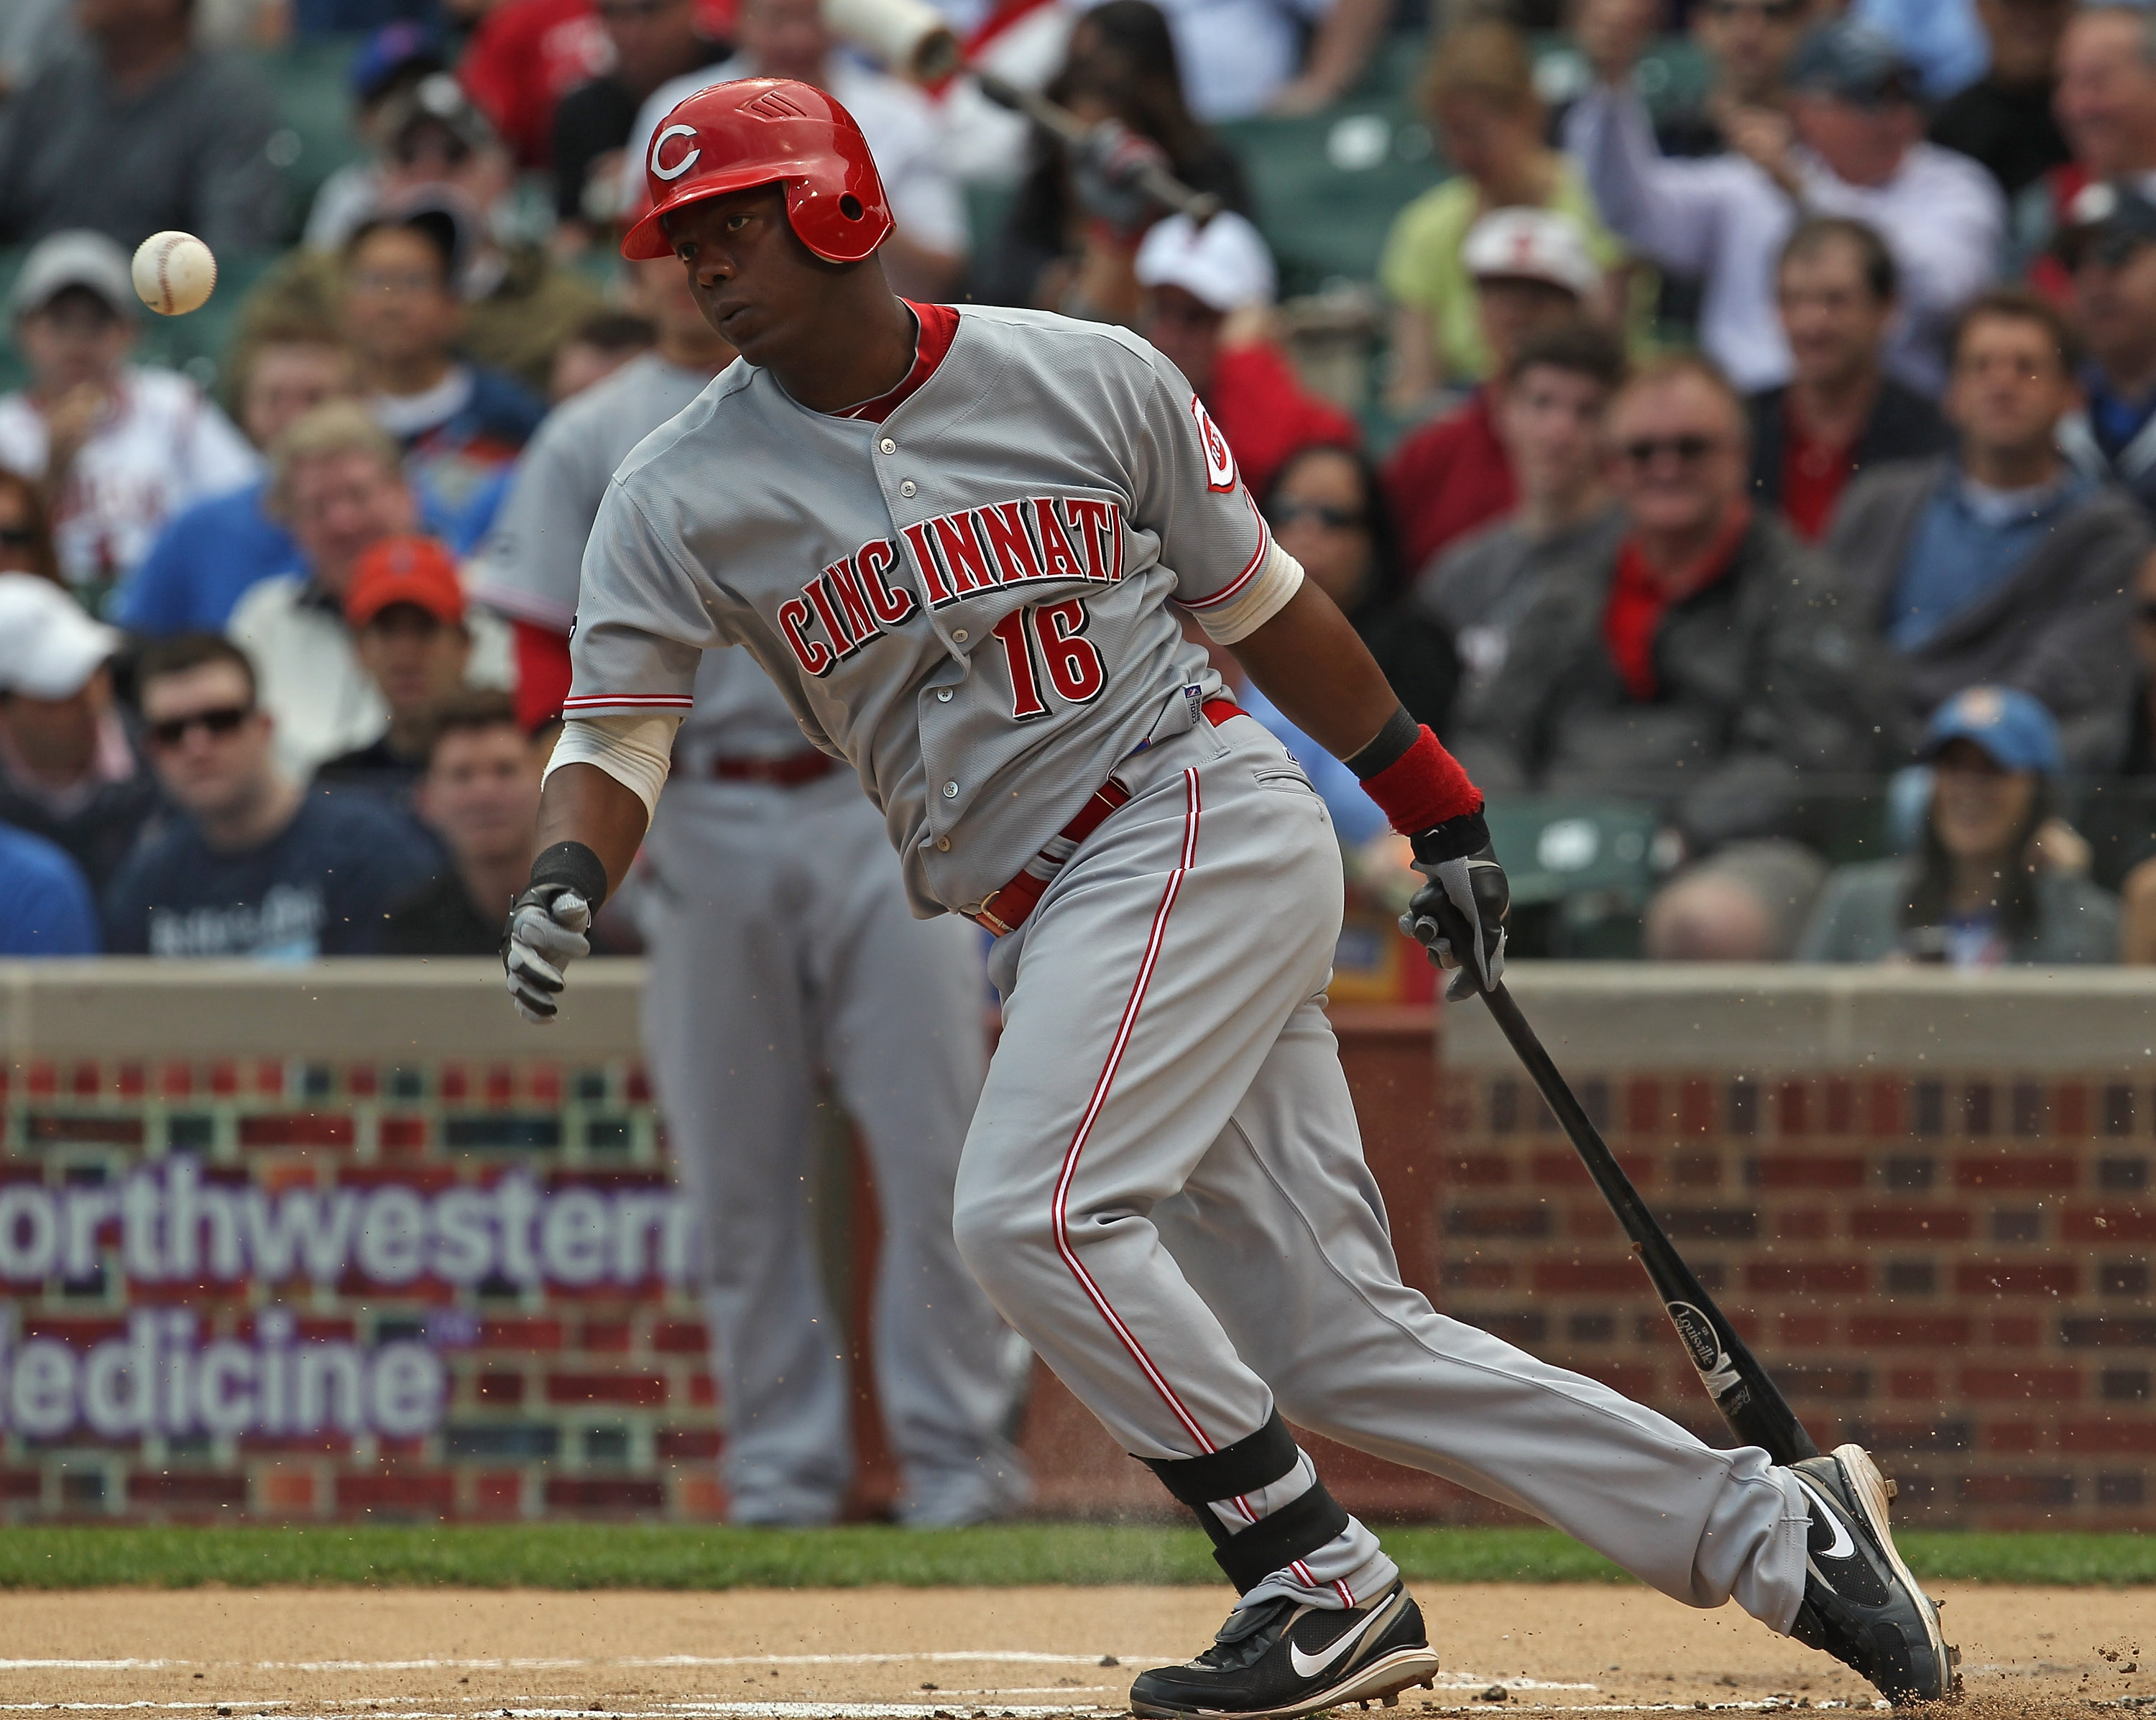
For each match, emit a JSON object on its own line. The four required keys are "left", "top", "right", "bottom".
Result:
{"left": 0, "top": 0, "right": 2152, "bottom": 970}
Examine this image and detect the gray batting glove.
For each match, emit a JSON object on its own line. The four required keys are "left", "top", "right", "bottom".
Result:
{"left": 1401, "top": 812, "right": 1509, "bottom": 1003}
{"left": 502, "top": 886, "right": 591, "bottom": 1024}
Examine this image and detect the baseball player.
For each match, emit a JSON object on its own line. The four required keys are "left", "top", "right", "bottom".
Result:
{"left": 476, "top": 232, "right": 1027, "bottom": 1529}
{"left": 505, "top": 80, "right": 1958, "bottom": 1717}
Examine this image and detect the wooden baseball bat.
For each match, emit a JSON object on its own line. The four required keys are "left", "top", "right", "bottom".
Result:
{"left": 818, "top": 0, "right": 1222, "bottom": 223}
{"left": 1477, "top": 980, "right": 1820, "bottom": 1464}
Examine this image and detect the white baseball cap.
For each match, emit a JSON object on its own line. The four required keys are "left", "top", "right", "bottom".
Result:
{"left": 0, "top": 574, "right": 119, "bottom": 699}
{"left": 1462, "top": 206, "right": 1600, "bottom": 300}
{"left": 11, "top": 230, "right": 137, "bottom": 321}
{"left": 1135, "top": 211, "right": 1278, "bottom": 314}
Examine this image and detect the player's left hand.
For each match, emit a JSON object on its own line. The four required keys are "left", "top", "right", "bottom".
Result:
{"left": 502, "top": 885, "right": 592, "bottom": 1024}
{"left": 1401, "top": 811, "right": 1508, "bottom": 1003}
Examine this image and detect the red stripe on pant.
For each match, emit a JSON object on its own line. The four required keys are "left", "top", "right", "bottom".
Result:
{"left": 1049, "top": 767, "right": 1213, "bottom": 1453}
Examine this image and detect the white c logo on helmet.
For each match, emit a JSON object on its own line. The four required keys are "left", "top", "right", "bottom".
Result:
{"left": 650, "top": 124, "right": 701, "bottom": 181}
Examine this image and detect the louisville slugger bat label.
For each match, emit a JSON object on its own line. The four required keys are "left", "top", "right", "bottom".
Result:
{"left": 1666, "top": 1301, "right": 1745, "bottom": 1399}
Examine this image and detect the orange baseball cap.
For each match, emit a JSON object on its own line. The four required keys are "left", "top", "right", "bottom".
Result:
{"left": 345, "top": 535, "right": 466, "bottom": 628}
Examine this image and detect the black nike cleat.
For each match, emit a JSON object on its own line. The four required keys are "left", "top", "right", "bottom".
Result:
{"left": 1787, "top": 1443, "right": 1960, "bottom": 1705}
{"left": 1128, "top": 1580, "right": 1440, "bottom": 1719}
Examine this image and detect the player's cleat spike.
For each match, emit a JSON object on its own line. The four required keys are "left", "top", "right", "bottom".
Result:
{"left": 1128, "top": 1580, "right": 1441, "bottom": 1720}
{"left": 1785, "top": 1444, "right": 1959, "bottom": 1705}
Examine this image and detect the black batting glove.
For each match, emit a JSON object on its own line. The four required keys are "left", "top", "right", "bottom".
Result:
{"left": 502, "top": 842, "right": 608, "bottom": 1024}
{"left": 1400, "top": 810, "right": 1509, "bottom": 1003}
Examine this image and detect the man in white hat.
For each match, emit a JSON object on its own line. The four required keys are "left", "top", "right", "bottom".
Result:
{"left": 1382, "top": 206, "right": 1606, "bottom": 576}
{"left": 1135, "top": 209, "right": 1358, "bottom": 500}
{"left": 0, "top": 231, "right": 257, "bottom": 599}
{"left": 0, "top": 571, "right": 161, "bottom": 894}
{"left": 0, "top": 574, "right": 113, "bottom": 955}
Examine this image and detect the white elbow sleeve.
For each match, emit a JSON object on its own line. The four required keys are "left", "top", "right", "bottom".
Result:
{"left": 1197, "top": 541, "right": 1305, "bottom": 645}
{"left": 544, "top": 711, "right": 683, "bottom": 819}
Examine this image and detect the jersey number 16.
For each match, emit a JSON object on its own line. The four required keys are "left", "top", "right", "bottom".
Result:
{"left": 990, "top": 597, "right": 1106, "bottom": 721}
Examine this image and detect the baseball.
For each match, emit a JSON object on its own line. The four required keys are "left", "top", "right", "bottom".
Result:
{"left": 131, "top": 231, "right": 217, "bottom": 316}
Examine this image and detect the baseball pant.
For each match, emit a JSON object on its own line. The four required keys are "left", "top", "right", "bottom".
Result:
{"left": 640, "top": 772, "right": 1030, "bottom": 1526}
{"left": 953, "top": 714, "right": 1807, "bottom": 1624}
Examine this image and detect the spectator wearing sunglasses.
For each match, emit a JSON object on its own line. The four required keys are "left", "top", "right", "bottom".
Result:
{"left": 1264, "top": 444, "right": 1457, "bottom": 737}
{"left": 1133, "top": 211, "right": 1356, "bottom": 504}
{"left": 104, "top": 633, "right": 438, "bottom": 959}
{"left": 1828, "top": 289, "right": 2149, "bottom": 770}
{"left": 0, "top": 573, "right": 163, "bottom": 896}
{"left": 1456, "top": 353, "right": 1883, "bottom": 955}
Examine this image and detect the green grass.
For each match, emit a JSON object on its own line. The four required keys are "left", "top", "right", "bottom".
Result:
{"left": 0, "top": 1524, "right": 2147, "bottom": 1590}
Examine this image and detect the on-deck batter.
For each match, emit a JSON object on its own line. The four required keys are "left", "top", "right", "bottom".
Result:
{"left": 476, "top": 250, "right": 1026, "bottom": 1526}
{"left": 504, "top": 78, "right": 1960, "bottom": 1719}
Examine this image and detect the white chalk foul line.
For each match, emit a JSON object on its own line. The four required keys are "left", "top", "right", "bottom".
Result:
{"left": 0, "top": 1663, "right": 181, "bottom": 1673}
{"left": 0, "top": 1655, "right": 1176, "bottom": 1678}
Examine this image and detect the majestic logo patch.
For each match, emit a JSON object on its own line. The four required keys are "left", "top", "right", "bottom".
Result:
{"left": 1192, "top": 395, "right": 1236, "bottom": 492}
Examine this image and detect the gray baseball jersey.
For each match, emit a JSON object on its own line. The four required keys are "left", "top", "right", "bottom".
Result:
{"left": 475, "top": 352, "right": 805, "bottom": 758}
{"left": 567, "top": 305, "right": 1268, "bottom": 918}
{"left": 481, "top": 349, "right": 1026, "bottom": 1524}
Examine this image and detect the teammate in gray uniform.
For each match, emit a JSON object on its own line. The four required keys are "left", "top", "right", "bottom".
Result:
{"left": 476, "top": 239, "right": 1026, "bottom": 1527}
{"left": 504, "top": 78, "right": 1958, "bottom": 1718}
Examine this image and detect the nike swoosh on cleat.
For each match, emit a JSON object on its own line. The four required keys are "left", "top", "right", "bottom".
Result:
{"left": 1796, "top": 1476, "right": 1856, "bottom": 1562}
{"left": 1288, "top": 1603, "right": 1388, "bottom": 1680}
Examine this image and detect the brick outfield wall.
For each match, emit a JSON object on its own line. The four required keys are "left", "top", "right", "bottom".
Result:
{"left": 1429, "top": 1067, "right": 2156, "bottom": 1530}
{"left": 0, "top": 965, "right": 2150, "bottom": 1529}
{"left": 0, "top": 1051, "right": 737, "bottom": 1522}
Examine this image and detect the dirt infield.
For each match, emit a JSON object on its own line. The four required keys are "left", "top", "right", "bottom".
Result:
{"left": 1, "top": 1585, "right": 2148, "bottom": 1719}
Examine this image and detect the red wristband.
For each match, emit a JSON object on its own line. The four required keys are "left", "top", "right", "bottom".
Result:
{"left": 1361, "top": 725, "right": 1482, "bottom": 834}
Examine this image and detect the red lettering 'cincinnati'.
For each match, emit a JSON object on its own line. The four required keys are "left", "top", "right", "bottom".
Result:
{"left": 1064, "top": 497, "right": 1122, "bottom": 582}
{"left": 1034, "top": 498, "right": 1085, "bottom": 582}
{"left": 803, "top": 574, "right": 859, "bottom": 659}
{"left": 824, "top": 554, "right": 879, "bottom": 643}
{"left": 978, "top": 501, "right": 1046, "bottom": 584}
{"left": 931, "top": 512, "right": 998, "bottom": 597}
{"left": 856, "top": 538, "right": 916, "bottom": 626}
{"left": 900, "top": 522, "right": 954, "bottom": 606}
{"left": 777, "top": 597, "right": 834, "bottom": 676}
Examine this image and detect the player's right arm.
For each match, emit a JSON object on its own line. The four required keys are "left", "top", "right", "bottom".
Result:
{"left": 502, "top": 754, "right": 658, "bottom": 1024}
{"left": 503, "top": 477, "right": 712, "bottom": 1024}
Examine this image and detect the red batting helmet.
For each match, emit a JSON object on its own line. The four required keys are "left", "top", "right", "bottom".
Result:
{"left": 622, "top": 78, "right": 893, "bottom": 265}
